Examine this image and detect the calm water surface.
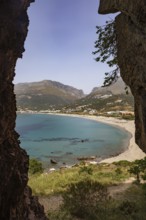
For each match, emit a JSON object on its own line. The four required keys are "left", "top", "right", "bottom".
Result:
{"left": 16, "top": 114, "right": 130, "bottom": 167}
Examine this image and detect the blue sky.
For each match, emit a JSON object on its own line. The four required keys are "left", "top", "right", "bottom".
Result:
{"left": 14, "top": 0, "right": 115, "bottom": 94}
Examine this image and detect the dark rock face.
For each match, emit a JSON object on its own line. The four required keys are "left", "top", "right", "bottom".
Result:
{"left": 99, "top": 0, "right": 146, "bottom": 152}
{"left": 0, "top": 1, "right": 47, "bottom": 219}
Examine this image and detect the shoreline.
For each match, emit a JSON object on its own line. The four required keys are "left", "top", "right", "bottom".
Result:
{"left": 17, "top": 111, "right": 146, "bottom": 163}
{"left": 47, "top": 113, "right": 146, "bottom": 163}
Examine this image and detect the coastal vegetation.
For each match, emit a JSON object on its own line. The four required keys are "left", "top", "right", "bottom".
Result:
{"left": 29, "top": 161, "right": 130, "bottom": 196}
{"left": 28, "top": 158, "right": 146, "bottom": 220}
{"left": 29, "top": 158, "right": 44, "bottom": 175}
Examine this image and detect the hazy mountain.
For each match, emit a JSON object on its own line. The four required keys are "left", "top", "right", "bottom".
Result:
{"left": 91, "top": 77, "right": 131, "bottom": 95}
{"left": 63, "top": 78, "right": 134, "bottom": 114}
{"left": 15, "top": 80, "right": 85, "bottom": 110}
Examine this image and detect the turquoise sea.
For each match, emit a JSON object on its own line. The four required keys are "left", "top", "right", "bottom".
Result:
{"left": 16, "top": 114, "right": 130, "bottom": 167}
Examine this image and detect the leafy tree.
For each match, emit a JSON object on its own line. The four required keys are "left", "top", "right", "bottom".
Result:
{"left": 93, "top": 20, "right": 119, "bottom": 86}
{"left": 129, "top": 165, "right": 141, "bottom": 183}
{"left": 128, "top": 157, "right": 146, "bottom": 183}
{"left": 29, "top": 158, "right": 44, "bottom": 175}
{"left": 138, "top": 157, "right": 146, "bottom": 171}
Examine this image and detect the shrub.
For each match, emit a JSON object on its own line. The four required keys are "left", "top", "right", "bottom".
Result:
{"left": 47, "top": 209, "right": 72, "bottom": 220}
{"left": 113, "top": 160, "right": 131, "bottom": 167}
{"left": 118, "top": 200, "right": 138, "bottom": 216}
{"left": 79, "top": 165, "right": 93, "bottom": 175}
{"left": 115, "top": 168, "right": 122, "bottom": 175}
{"left": 29, "top": 158, "right": 44, "bottom": 175}
{"left": 62, "top": 180, "right": 109, "bottom": 219}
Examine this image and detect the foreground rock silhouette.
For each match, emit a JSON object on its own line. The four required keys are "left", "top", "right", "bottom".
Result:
{"left": 99, "top": 0, "right": 146, "bottom": 152}
{"left": 0, "top": 0, "right": 47, "bottom": 219}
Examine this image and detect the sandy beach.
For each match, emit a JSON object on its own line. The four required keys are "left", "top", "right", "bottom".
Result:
{"left": 87, "top": 116, "right": 146, "bottom": 163}
{"left": 53, "top": 113, "right": 146, "bottom": 163}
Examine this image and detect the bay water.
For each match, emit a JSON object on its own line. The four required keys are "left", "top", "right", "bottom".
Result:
{"left": 16, "top": 114, "right": 130, "bottom": 167}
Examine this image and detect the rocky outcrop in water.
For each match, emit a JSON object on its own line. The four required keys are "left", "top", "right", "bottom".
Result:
{"left": 99, "top": 0, "right": 146, "bottom": 152}
{"left": 0, "top": 0, "right": 47, "bottom": 219}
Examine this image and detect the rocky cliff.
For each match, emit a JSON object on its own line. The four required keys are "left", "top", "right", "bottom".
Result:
{"left": 0, "top": 0, "right": 47, "bottom": 219}
{"left": 99, "top": 0, "right": 146, "bottom": 152}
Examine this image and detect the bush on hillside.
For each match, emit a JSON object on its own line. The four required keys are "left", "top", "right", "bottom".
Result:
{"left": 62, "top": 180, "right": 109, "bottom": 219}
{"left": 79, "top": 165, "right": 93, "bottom": 175}
{"left": 113, "top": 160, "right": 132, "bottom": 167}
{"left": 29, "top": 158, "right": 44, "bottom": 175}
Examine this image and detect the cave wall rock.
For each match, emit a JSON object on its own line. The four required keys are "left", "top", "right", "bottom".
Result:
{"left": 99, "top": 0, "right": 146, "bottom": 152}
{"left": 0, "top": 0, "right": 47, "bottom": 219}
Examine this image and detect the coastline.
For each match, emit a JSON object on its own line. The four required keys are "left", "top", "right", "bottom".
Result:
{"left": 17, "top": 111, "right": 146, "bottom": 163}
{"left": 48, "top": 113, "right": 146, "bottom": 163}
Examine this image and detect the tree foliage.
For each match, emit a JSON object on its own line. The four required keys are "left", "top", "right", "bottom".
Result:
{"left": 128, "top": 157, "right": 146, "bottom": 183}
{"left": 93, "top": 20, "right": 119, "bottom": 86}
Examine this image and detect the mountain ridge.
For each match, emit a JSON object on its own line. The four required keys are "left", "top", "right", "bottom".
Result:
{"left": 15, "top": 78, "right": 134, "bottom": 114}
{"left": 15, "top": 80, "right": 85, "bottom": 110}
